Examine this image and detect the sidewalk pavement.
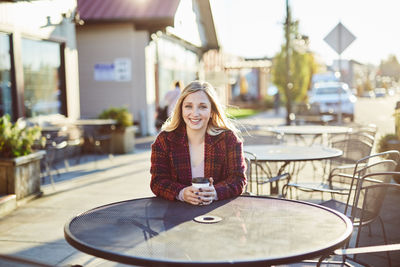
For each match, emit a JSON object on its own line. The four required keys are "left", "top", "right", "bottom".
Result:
{"left": 0, "top": 109, "right": 286, "bottom": 267}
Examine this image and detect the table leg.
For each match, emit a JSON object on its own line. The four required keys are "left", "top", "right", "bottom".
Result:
{"left": 270, "top": 161, "right": 290, "bottom": 195}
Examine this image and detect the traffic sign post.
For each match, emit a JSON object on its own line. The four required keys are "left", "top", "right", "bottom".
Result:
{"left": 324, "top": 22, "right": 356, "bottom": 124}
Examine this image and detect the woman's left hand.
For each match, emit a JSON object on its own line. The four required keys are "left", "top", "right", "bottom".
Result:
{"left": 198, "top": 177, "right": 217, "bottom": 205}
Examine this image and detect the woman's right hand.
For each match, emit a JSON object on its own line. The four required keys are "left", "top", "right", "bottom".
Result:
{"left": 182, "top": 186, "right": 202, "bottom": 205}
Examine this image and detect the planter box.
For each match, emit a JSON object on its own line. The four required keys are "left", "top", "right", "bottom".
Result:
{"left": 387, "top": 139, "right": 400, "bottom": 152}
{"left": 110, "top": 126, "right": 137, "bottom": 154}
{"left": 0, "top": 151, "right": 45, "bottom": 200}
{"left": 386, "top": 139, "right": 400, "bottom": 184}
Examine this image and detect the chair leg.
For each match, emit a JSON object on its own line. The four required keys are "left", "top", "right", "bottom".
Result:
{"left": 377, "top": 216, "right": 392, "bottom": 267}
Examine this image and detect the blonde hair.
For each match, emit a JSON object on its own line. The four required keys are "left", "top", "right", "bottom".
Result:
{"left": 162, "top": 80, "right": 241, "bottom": 138}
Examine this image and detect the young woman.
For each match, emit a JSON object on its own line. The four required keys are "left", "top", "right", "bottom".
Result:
{"left": 150, "top": 80, "right": 247, "bottom": 205}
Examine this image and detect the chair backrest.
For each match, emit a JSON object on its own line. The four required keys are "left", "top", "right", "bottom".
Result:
{"left": 353, "top": 123, "right": 378, "bottom": 139}
{"left": 329, "top": 133, "right": 375, "bottom": 171}
{"left": 335, "top": 183, "right": 400, "bottom": 266}
{"left": 242, "top": 130, "right": 283, "bottom": 145}
{"left": 344, "top": 151, "right": 400, "bottom": 223}
{"left": 243, "top": 151, "right": 256, "bottom": 194}
{"left": 351, "top": 173, "right": 398, "bottom": 225}
{"left": 335, "top": 150, "right": 400, "bottom": 218}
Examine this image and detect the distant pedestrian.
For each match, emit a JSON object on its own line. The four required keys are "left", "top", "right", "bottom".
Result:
{"left": 150, "top": 80, "right": 247, "bottom": 205}
{"left": 239, "top": 75, "right": 248, "bottom": 101}
{"left": 155, "top": 81, "right": 183, "bottom": 131}
{"left": 164, "top": 80, "right": 183, "bottom": 116}
{"left": 274, "top": 91, "right": 280, "bottom": 115}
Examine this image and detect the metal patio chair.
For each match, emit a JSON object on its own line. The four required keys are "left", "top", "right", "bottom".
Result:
{"left": 352, "top": 123, "right": 378, "bottom": 140}
{"left": 317, "top": 181, "right": 400, "bottom": 267}
{"left": 282, "top": 134, "right": 377, "bottom": 200}
{"left": 242, "top": 129, "right": 288, "bottom": 196}
{"left": 40, "top": 135, "right": 69, "bottom": 188}
{"left": 243, "top": 151, "right": 290, "bottom": 196}
{"left": 304, "top": 154, "right": 399, "bottom": 267}
{"left": 283, "top": 159, "right": 400, "bottom": 267}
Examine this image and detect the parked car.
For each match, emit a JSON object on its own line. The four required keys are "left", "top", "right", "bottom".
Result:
{"left": 374, "top": 88, "right": 387, "bottom": 98}
{"left": 309, "top": 82, "right": 357, "bottom": 121}
{"left": 361, "top": 90, "right": 375, "bottom": 98}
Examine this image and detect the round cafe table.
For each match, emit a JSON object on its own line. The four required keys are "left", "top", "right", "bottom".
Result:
{"left": 269, "top": 125, "right": 351, "bottom": 136}
{"left": 243, "top": 144, "right": 343, "bottom": 162}
{"left": 243, "top": 145, "right": 343, "bottom": 194}
{"left": 64, "top": 196, "right": 352, "bottom": 267}
{"left": 268, "top": 125, "right": 351, "bottom": 145}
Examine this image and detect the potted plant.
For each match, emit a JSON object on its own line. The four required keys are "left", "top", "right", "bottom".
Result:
{"left": 0, "top": 115, "right": 45, "bottom": 200}
{"left": 98, "top": 107, "right": 136, "bottom": 154}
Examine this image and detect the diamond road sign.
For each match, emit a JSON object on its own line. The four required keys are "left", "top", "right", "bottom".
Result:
{"left": 324, "top": 22, "right": 356, "bottom": 55}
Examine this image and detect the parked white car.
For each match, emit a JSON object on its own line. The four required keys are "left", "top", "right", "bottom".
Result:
{"left": 309, "top": 82, "right": 357, "bottom": 121}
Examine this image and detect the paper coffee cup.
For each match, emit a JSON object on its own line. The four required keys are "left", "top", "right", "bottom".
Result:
{"left": 192, "top": 177, "right": 210, "bottom": 188}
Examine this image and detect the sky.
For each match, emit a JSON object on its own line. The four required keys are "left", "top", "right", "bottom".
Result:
{"left": 210, "top": 0, "right": 400, "bottom": 66}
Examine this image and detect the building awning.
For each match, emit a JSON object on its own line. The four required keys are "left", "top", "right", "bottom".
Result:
{"left": 77, "top": 0, "right": 180, "bottom": 30}
{"left": 193, "top": 0, "right": 219, "bottom": 51}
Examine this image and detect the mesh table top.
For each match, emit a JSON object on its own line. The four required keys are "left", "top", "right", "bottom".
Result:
{"left": 244, "top": 145, "right": 343, "bottom": 162}
{"left": 64, "top": 196, "right": 352, "bottom": 266}
{"left": 269, "top": 125, "right": 351, "bottom": 135}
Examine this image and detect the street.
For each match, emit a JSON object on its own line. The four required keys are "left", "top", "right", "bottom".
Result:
{"left": 354, "top": 94, "right": 398, "bottom": 138}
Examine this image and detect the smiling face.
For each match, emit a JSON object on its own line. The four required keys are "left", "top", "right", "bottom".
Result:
{"left": 182, "top": 90, "right": 212, "bottom": 133}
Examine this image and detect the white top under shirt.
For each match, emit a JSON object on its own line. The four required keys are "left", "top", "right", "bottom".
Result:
{"left": 177, "top": 159, "right": 204, "bottom": 201}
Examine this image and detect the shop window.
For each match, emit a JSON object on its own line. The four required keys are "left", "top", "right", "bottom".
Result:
{"left": 0, "top": 33, "right": 13, "bottom": 118}
{"left": 157, "top": 37, "right": 199, "bottom": 101}
{"left": 21, "top": 38, "right": 63, "bottom": 117}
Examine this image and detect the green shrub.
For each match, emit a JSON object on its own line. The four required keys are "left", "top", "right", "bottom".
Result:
{"left": 376, "top": 133, "right": 400, "bottom": 183}
{"left": 98, "top": 107, "right": 133, "bottom": 129}
{"left": 376, "top": 133, "right": 399, "bottom": 154}
{"left": 226, "top": 108, "right": 259, "bottom": 119}
{"left": 0, "top": 114, "right": 43, "bottom": 158}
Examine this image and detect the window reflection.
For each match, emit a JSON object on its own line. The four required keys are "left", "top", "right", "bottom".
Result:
{"left": 21, "top": 38, "right": 62, "bottom": 117}
{"left": 156, "top": 38, "right": 198, "bottom": 101}
{"left": 0, "top": 33, "right": 13, "bottom": 119}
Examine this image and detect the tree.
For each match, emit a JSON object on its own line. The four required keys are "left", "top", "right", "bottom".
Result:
{"left": 379, "top": 54, "right": 400, "bottom": 81}
{"left": 271, "top": 12, "right": 317, "bottom": 124}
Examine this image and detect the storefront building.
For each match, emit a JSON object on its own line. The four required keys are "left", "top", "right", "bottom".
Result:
{"left": 0, "top": 0, "right": 80, "bottom": 121}
{"left": 76, "top": 0, "right": 218, "bottom": 135}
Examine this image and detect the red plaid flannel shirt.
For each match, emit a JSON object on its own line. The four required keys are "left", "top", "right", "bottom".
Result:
{"left": 150, "top": 126, "right": 247, "bottom": 201}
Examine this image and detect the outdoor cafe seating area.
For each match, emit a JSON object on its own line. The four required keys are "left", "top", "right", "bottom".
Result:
{"left": 28, "top": 114, "right": 117, "bottom": 186}
{"left": 241, "top": 123, "right": 400, "bottom": 266}
{"left": 40, "top": 119, "right": 400, "bottom": 266}
{"left": 3, "top": 114, "right": 399, "bottom": 266}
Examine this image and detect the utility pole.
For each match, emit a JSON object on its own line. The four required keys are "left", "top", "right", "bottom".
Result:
{"left": 284, "top": 0, "right": 292, "bottom": 125}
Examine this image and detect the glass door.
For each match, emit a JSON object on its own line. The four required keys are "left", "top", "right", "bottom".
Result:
{"left": 0, "top": 32, "right": 13, "bottom": 119}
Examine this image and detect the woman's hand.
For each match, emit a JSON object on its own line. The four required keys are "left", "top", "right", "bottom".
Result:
{"left": 182, "top": 186, "right": 203, "bottom": 205}
{"left": 182, "top": 178, "right": 217, "bottom": 205}
{"left": 197, "top": 177, "right": 217, "bottom": 205}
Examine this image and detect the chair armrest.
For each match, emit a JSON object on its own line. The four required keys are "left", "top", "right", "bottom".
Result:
{"left": 257, "top": 172, "right": 290, "bottom": 185}
{"left": 334, "top": 243, "right": 400, "bottom": 255}
{"left": 285, "top": 182, "right": 349, "bottom": 195}
{"left": 329, "top": 163, "right": 367, "bottom": 178}
{"left": 328, "top": 172, "right": 355, "bottom": 184}
{"left": 330, "top": 173, "right": 382, "bottom": 185}
{"left": 265, "top": 172, "right": 290, "bottom": 183}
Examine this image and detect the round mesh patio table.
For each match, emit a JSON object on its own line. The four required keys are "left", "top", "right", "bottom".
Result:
{"left": 64, "top": 196, "right": 352, "bottom": 266}
{"left": 269, "top": 125, "right": 351, "bottom": 136}
{"left": 268, "top": 125, "right": 351, "bottom": 146}
{"left": 243, "top": 144, "right": 343, "bottom": 162}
